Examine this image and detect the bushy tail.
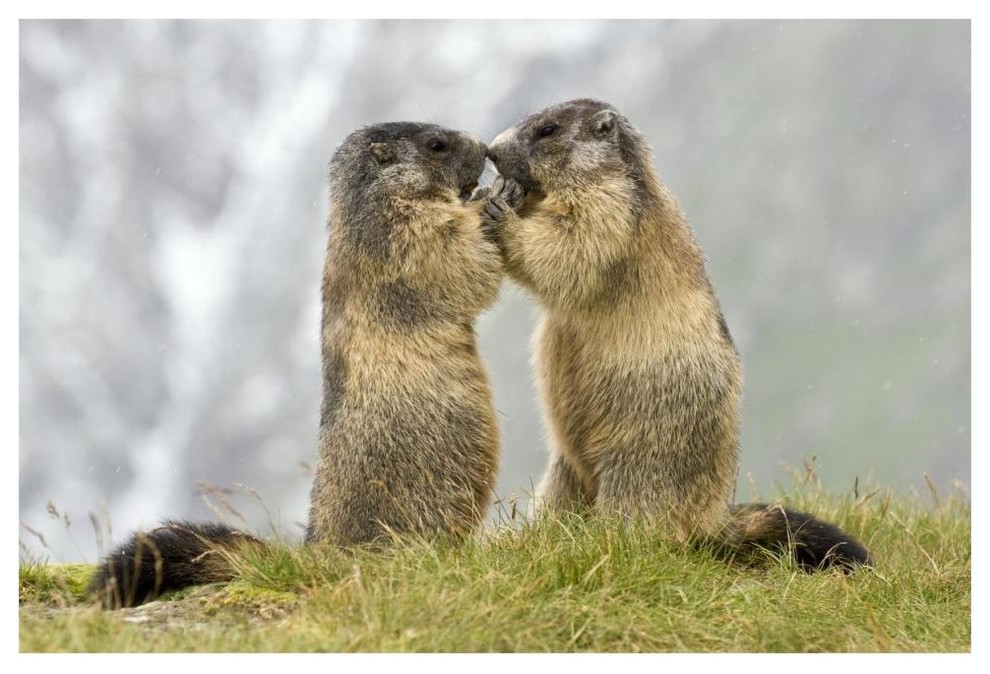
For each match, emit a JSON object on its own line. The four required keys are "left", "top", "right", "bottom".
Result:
{"left": 87, "top": 520, "right": 263, "bottom": 609}
{"left": 714, "top": 503, "right": 873, "bottom": 572}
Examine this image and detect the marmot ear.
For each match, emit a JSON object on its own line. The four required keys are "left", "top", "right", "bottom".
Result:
{"left": 369, "top": 142, "right": 394, "bottom": 164}
{"left": 591, "top": 109, "right": 617, "bottom": 137}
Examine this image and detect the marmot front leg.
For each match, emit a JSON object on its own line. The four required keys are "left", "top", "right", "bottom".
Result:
{"left": 480, "top": 176, "right": 526, "bottom": 253}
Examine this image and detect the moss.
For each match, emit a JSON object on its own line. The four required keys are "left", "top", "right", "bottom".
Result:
{"left": 19, "top": 563, "right": 97, "bottom": 607}
{"left": 199, "top": 581, "right": 300, "bottom": 619}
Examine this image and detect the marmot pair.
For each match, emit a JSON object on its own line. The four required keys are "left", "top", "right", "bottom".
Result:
{"left": 90, "top": 103, "right": 869, "bottom": 608}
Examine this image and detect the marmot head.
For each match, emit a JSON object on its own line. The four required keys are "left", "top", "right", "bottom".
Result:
{"left": 324, "top": 123, "right": 500, "bottom": 325}
{"left": 486, "top": 99, "right": 653, "bottom": 200}
{"left": 329, "top": 122, "right": 487, "bottom": 257}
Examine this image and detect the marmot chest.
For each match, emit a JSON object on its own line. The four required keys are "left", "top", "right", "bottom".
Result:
{"left": 537, "top": 319, "right": 739, "bottom": 459}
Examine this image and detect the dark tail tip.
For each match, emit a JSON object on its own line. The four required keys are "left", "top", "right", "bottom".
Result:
{"left": 87, "top": 520, "right": 255, "bottom": 609}
{"left": 788, "top": 515, "right": 873, "bottom": 573}
{"left": 727, "top": 503, "right": 873, "bottom": 573}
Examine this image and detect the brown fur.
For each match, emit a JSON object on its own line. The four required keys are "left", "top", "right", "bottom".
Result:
{"left": 90, "top": 123, "right": 505, "bottom": 607}
{"left": 307, "top": 122, "right": 503, "bottom": 546}
{"left": 487, "top": 99, "right": 871, "bottom": 569}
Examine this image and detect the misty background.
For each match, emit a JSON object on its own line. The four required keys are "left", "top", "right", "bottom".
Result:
{"left": 19, "top": 20, "right": 970, "bottom": 563}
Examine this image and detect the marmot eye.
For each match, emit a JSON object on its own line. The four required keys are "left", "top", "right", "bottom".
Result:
{"left": 538, "top": 123, "right": 559, "bottom": 138}
{"left": 427, "top": 139, "right": 447, "bottom": 152}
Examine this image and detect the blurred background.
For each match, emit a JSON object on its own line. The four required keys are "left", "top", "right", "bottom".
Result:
{"left": 19, "top": 20, "right": 970, "bottom": 563}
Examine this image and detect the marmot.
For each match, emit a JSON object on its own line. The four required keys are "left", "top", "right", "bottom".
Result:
{"left": 89, "top": 122, "right": 507, "bottom": 607}
{"left": 485, "top": 98, "right": 872, "bottom": 571}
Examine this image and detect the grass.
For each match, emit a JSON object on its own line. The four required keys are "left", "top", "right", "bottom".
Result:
{"left": 18, "top": 479, "right": 970, "bottom": 653}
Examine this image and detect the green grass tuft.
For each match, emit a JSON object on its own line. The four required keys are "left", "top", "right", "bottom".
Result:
{"left": 19, "top": 562, "right": 93, "bottom": 607}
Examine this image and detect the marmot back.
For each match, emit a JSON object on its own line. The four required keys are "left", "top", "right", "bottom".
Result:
{"left": 487, "top": 99, "right": 871, "bottom": 571}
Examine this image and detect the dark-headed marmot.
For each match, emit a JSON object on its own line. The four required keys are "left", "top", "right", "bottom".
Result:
{"left": 89, "top": 123, "right": 509, "bottom": 607}
{"left": 486, "top": 98, "right": 871, "bottom": 571}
